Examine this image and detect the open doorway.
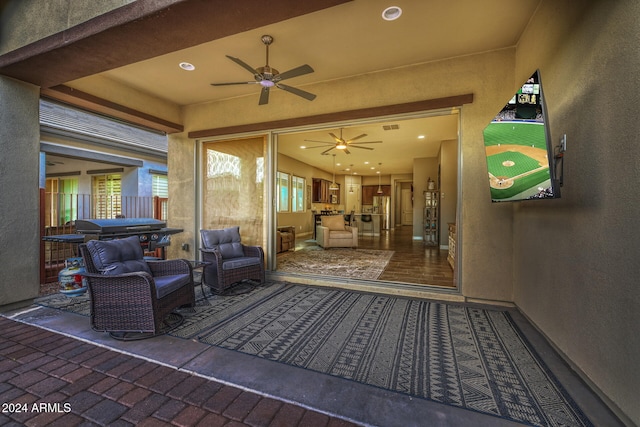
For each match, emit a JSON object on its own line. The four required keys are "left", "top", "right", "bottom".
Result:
{"left": 273, "top": 110, "right": 458, "bottom": 289}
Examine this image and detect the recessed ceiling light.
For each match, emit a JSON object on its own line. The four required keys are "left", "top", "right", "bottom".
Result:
{"left": 418, "top": 135, "right": 425, "bottom": 139}
{"left": 300, "top": 145, "right": 307, "bottom": 149}
{"left": 179, "top": 62, "right": 195, "bottom": 71}
{"left": 382, "top": 6, "right": 402, "bottom": 21}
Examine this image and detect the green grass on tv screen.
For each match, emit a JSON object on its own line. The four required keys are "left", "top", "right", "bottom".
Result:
{"left": 483, "top": 121, "right": 545, "bottom": 148}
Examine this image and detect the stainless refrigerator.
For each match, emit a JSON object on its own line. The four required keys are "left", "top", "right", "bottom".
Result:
{"left": 372, "top": 196, "right": 390, "bottom": 230}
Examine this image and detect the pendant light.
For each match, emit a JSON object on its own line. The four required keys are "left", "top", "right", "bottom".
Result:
{"left": 376, "top": 163, "right": 383, "bottom": 194}
{"left": 349, "top": 164, "right": 354, "bottom": 193}
{"left": 329, "top": 154, "right": 339, "bottom": 191}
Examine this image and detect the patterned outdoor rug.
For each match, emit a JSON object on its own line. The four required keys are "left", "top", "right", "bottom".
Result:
{"left": 35, "top": 282, "right": 592, "bottom": 426}
{"left": 276, "top": 247, "right": 393, "bottom": 280}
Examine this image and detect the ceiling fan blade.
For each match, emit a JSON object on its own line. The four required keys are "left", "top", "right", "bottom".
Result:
{"left": 276, "top": 64, "right": 314, "bottom": 81}
{"left": 344, "top": 134, "right": 368, "bottom": 143}
{"left": 226, "top": 55, "right": 260, "bottom": 77}
{"left": 276, "top": 83, "right": 316, "bottom": 101}
{"left": 211, "top": 81, "right": 260, "bottom": 86}
{"left": 303, "top": 139, "right": 334, "bottom": 144}
{"left": 349, "top": 141, "right": 383, "bottom": 144}
{"left": 258, "top": 86, "right": 270, "bottom": 105}
{"left": 343, "top": 148, "right": 351, "bottom": 154}
{"left": 303, "top": 144, "right": 336, "bottom": 149}
{"left": 349, "top": 145, "right": 374, "bottom": 150}
{"left": 320, "top": 147, "right": 335, "bottom": 155}
{"left": 328, "top": 133, "right": 344, "bottom": 143}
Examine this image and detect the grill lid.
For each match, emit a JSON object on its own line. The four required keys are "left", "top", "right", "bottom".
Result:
{"left": 74, "top": 218, "right": 167, "bottom": 234}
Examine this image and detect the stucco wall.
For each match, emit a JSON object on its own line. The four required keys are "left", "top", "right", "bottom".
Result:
{"left": 0, "top": 0, "right": 134, "bottom": 55}
{"left": 513, "top": 1, "right": 639, "bottom": 424}
{"left": 439, "top": 139, "right": 457, "bottom": 246}
{"left": 173, "top": 48, "right": 517, "bottom": 302}
{"left": 0, "top": 77, "right": 40, "bottom": 308}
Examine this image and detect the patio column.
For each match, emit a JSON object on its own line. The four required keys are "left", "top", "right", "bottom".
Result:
{"left": 0, "top": 76, "right": 41, "bottom": 310}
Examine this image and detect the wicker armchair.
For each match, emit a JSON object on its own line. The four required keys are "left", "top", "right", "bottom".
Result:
{"left": 79, "top": 236, "right": 195, "bottom": 340}
{"left": 200, "top": 226, "right": 265, "bottom": 293}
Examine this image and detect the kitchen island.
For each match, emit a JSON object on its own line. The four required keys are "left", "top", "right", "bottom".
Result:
{"left": 353, "top": 213, "right": 382, "bottom": 236}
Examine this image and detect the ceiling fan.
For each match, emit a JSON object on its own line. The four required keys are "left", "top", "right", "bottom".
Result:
{"left": 303, "top": 129, "right": 382, "bottom": 155}
{"left": 211, "top": 35, "right": 316, "bottom": 105}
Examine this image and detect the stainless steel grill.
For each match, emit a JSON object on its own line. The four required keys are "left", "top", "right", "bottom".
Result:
{"left": 43, "top": 218, "right": 183, "bottom": 258}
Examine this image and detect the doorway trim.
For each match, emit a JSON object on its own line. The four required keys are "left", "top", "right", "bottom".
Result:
{"left": 189, "top": 94, "right": 473, "bottom": 139}
{"left": 270, "top": 109, "right": 462, "bottom": 296}
{"left": 193, "top": 95, "right": 473, "bottom": 297}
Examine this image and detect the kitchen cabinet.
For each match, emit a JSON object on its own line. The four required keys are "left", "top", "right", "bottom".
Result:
{"left": 312, "top": 178, "right": 340, "bottom": 204}
{"left": 362, "top": 185, "right": 390, "bottom": 204}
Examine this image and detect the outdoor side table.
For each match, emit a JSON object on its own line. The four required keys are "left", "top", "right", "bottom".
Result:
{"left": 189, "top": 260, "right": 211, "bottom": 299}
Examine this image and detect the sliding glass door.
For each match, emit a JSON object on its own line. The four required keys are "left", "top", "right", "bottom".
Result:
{"left": 202, "top": 136, "right": 266, "bottom": 248}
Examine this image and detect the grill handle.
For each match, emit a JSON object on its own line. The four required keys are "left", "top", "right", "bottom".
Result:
{"left": 125, "top": 225, "right": 153, "bottom": 231}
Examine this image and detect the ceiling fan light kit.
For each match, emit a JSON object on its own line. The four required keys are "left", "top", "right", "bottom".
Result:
{"left": 211, "top": 35, "right": 316, "bottom": 105}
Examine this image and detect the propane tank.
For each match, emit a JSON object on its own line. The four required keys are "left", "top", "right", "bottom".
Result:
{"left": 59, "top": 257, "right": 87, "bottom": 295}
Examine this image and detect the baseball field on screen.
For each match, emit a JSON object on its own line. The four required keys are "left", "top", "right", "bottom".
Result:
{"left": 483, "top": 121, "right": 551, "bottom": 201}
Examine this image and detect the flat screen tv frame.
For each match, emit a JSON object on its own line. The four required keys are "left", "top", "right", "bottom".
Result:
{"left": 482, "top": 70, "right": 562, "bottom": 202}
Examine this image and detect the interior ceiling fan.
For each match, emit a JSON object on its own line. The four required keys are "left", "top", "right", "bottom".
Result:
{"left": 211, "top": 35, "right": 316, "bottom": 106}
{"left": 303, "top": 128, "right": 382, "bottom": 155}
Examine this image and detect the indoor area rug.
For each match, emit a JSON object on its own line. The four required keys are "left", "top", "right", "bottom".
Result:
{"left": 276, "top": 247, "right": 394, "bottom": 280}
{"left": 35, "top": 282, "right": 593, "bottom": 426}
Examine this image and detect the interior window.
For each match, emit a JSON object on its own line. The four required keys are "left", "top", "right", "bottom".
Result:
{"left": 277, "top": 171, "right": 290, "bottom": 212}
{"left": 291, "top": 175, "right": 305, "bottom": 213}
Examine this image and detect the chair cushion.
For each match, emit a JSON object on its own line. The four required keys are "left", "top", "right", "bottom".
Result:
{"left": 222, "top": 256, "right": 261, "bottom": 270}
{"left": 153, "top": 273, "right": 191, "bottom": 299}
{"left": 330, "top": 230, "right": 354, "bottom": 239}
{"left": 321, "top": 215, "right": 345, "bottom": 231}
{"left": 201, "top": 227, "right": 244, "bottom": 259}
{"left": 86, "top": 236, "right": 152, "bottom": 275}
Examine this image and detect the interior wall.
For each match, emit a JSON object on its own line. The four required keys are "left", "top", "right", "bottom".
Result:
{"left": 513, "top": 1, "right": 639, "bottom": 424}
{"left": 276, "top": 153, "right": 318, "bottom": 236}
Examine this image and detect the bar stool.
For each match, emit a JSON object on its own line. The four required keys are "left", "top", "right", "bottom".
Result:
{"left": 359, "top": 214, "right": 373, "bottom": 236}
{"left": 344, "top": 210, "right": 355, "bottom": 227}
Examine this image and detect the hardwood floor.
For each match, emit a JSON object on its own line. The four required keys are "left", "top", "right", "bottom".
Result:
{"left": 359, "top": 225, "right": 455, "bottom": 288}
{"left": 291, "top": 225, "right": 455, "bottom": 288}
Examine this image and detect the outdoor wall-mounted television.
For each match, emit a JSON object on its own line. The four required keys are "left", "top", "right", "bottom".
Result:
{"left": 482, "top": 70, "right": 561, "bottom": 202}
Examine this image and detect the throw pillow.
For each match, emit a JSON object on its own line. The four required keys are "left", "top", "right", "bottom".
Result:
{"left": 86, "top": 236, "right": 152, "bottom": 275}
{"left": 322, "top": 215, "right": 345, "bottom": 231}
{"left": 200, "top": 226, "right": 245, "bottom": 258}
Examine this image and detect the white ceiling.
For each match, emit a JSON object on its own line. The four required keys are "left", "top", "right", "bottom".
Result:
{"left": 66, "top": 0, "right": 540, "bottom": 175}
{"left": 276, "top": 112, "right": 459, "bottom": 175}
